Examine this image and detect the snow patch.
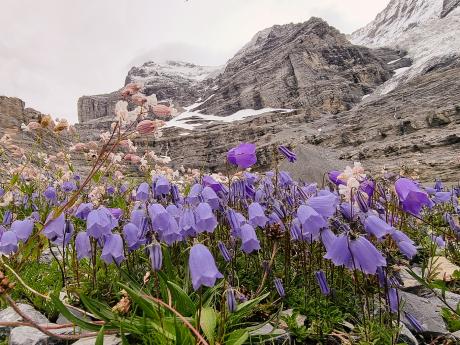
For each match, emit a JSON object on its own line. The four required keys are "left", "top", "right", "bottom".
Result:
{"left": 165, "top": 108, "right": 295, "bottom": 130}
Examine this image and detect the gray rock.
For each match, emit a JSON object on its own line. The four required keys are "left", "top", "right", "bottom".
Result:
{"left": 39, "top": 248, "right": 63, "bottom": 264}
{"left": 0, "top": 303, "right": 49, "bottom": 337}
{"left": 8, "top": 325, "right": 76, "bottom": 345}
{"left": 71, "top": 334, "right": 122, "bottom": 345}
{"left": 249, "top": 323, "right": 291, "bottom": 344}
{"left": 399, "top": 290, "right": 460, "bottom": 335}
{"left": 398, "top": 322, "right": 419, "bottom": 345}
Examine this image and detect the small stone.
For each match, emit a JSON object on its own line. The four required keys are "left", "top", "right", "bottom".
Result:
{"left": 394, "top": 265, "right": 423, "bottom": 291}
{"left": 249, "top": 323, "right": 290, "bottom": 343}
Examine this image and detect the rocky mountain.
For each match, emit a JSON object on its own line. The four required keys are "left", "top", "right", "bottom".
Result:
{"left": 350, "top": 0, "right": 460, "bottom": 94}
{"left": 196, "top": 18, "right": 394, "bottom": 116}
{"left": 78, "top": 61, "right": 221, "bottom": 123}
{"left": 54, "top": 1, "right": 460, "bottom": 183}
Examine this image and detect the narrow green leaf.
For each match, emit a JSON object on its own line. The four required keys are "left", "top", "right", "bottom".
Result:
{"left": 50, "top": 294, "right": 103, "bottom": 331}
{"left": 95, "top": 326, "right": 105, "bottom": 345}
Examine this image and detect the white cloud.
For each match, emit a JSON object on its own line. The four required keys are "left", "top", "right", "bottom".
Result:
{"left": 0, "top": 0, "right": 389, "bottom": 123}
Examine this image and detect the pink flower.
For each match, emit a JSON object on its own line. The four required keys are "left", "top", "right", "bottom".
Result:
{"left": 136, "top": 120, "right": 157, "bottom": 135}
{"left": 121, "top": 83, "right": 143, "bottom": 97}
{"left": 151, "top": 104, "right": 172, "bottom": 117}
{"left": 70, "top": 143, "right": 87, "bottom": 152}
{"left": 131, "top": 93, "right": 147, "bottom": 106}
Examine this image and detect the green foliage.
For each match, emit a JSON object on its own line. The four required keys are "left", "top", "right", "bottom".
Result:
{"left": 281, "top": 311, "right": 309, "bottom": 343}
{"left": 441, "top": 305, "right": 460, "bottom": 332}
{"left": 10, "top": 261, "right": 62, "bottom": 320}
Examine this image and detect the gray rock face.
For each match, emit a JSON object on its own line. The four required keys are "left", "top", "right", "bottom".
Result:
{"left": 78, "top": 61, "right": 220, "bottom": 123}
{"left": 398, "top": 322, "right": 419, "bottom": 345}
{"left": 0, "top": 303, "right": 49, "bottom": 337}
{"left": 77, "top": 90, "right": 121, "bottom": 124}
{"left": 8, "top": 325, "right": 77, "bottom": 345}
{"left": 442, "top": 0, "right": 460, "bottom": 17}
{"left": 399, "top": 290, "right": 460, "bottom": 335}
{"left": 198, "top": 18, "right": 392, "bottom": 116}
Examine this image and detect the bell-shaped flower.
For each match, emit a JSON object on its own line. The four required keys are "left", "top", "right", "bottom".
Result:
{"left": 218, "top": 241, "right": 232, "bottom": 262}
{"left": 240, "top": 223, "right": 260, "bottom": 254}
{"left": 315, "top": 270, "right": 331, "bottom": 296}
{"left": 248, "top": 202, "right": 268, "bottom": 228}
{"left": 179, "top": 208, "right": 197, "bottom": 237}
{"left": 226, "top": 288, "right": 238, "bottom": 312}
{"left": 109, "top": 208, "right": 123, "bottom": 220}
{"left": 189, "top": 243, "right": 223, "bottom": 290}
{"left": 87, "top": 207, "right": 118, "bottom": 239}
{"left": 227, "top": 143, "right": 257, "bottom": 169}
{"left": 187, "top": 183, "right": 203, "bottom": 205}
{"left": 202, "top": 175, "right": 226, "bottom": 193}
{"left": 328, "top": 171, "right": 346, "bottom": 186}
{"left": 160, "top": 215, "right": 182, "bottom": 245}
{"left": 194, "top": 203, "right": 217, "bottom": 233}
{"left": 390, "top": 229, "right": 417, "bottom": 259}
{"left": 75, "top": 232, "right": 91, "bottom": 260}
{"left": 43, "top": 213, "right": 66, "bottom": 242}
{"left": 11, "top": 219, "right": 34, "bottom": 242}
{"left": 149, "top": 243, "right": 163, "bottom": 271}
{"left": 395, "top": 178, "right": 433, "bottom": 216}
{"left": 129, "top": 208, "right": 144, "bottom": 229}
{"left": 154, "top": 175, "right": 170, "bottom": 196}
{"left": 136, "top": 182, "right": 150, "bottom": 201}
{"left": 290, "top": 218, "right": 302, "bottom": 241}
{"left": 321, "top": 228, "right": 337, "bottom": 251}
{"left": 0, "top": 231, "right": 18, "bottom": 254}
{"left": 274, "top": 278, "right": 285, "bottom": 298}
{"left": 123, "top": 223, "right": 143, "bottom": 251}
{"left": 53, "top": 220, "right": 74, "bottom": 246}
{"left": 306, "top": 191, "right": 338, "bottom": 218}
{"left": 148, "top": 203, "right": 170, "bottom": 233}
{"left": 297, "top": 205, "right": 327, "bottom": 239}
{"left": 324, "top": 234, "right": 386, "bottom": 274}
{"left": 201, "top": 187, "right": 220, "bottom": 210}
{"left": 364, "top": 215, "right": 393, "bottom": 240}
{"left": 433, "top": 192, "right": 451, "bottom": 204}
{"left": 278, "top": 171, "right": 293, "bottom": 187}
{"left": 101, "top": 234, "right": 125, "bottom": 265}
{"left": 166, "top": 204, "right": 180, "bottom": 220}
{"left": 75, "top": 202, "right": 93, "bottom": 220}
{"left": 278, "top": 145, "right": 296, "bottom": 163}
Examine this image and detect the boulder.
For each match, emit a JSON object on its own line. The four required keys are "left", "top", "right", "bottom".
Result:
{"left": 0, "top": 303, "right": 49, "bottom": 337}
{"left": 8, "top": 325, "right": 76, "bottom": 345}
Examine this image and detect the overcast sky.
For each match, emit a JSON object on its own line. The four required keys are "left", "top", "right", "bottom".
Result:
{"left": 0, "top": 0, "right": 389, "bottom": 123}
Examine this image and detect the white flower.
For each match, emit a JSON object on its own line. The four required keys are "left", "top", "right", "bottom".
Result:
{"left": 99, "top": 131, "right": 111, "bottom": 143}
{"left": 115, "top": 101, "right": 129, "bottom": 123}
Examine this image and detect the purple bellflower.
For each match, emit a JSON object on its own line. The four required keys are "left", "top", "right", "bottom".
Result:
{"left": 188, "top": 243, "right": 223, "bottom": 290}
{"left": 395, "top": 178, "right": 433, "bottom": 216}
{"left": 101, "top": 234, "right": 125, "bottom": 265}
{"left": 227, "top": 143, "right": 257, "bottom": 169}
{"left": 240, "top": 223, "right": 261, "bottom": 254}
{"left": 75, "top": 232, "right": 91, "bottom": 260}
{"left": 278, "top": 145, "right": 296, "bottom": 163}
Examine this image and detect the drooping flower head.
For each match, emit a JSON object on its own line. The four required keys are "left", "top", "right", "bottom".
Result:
{"left": 75, "top": 232, "right": 91, "bottom": 260}
{"left": 101, "top": 234, "right": 125, "bottom": 265}
{"left": 188, "top": 243, "right": 223, "bottom": 290}
{"left": 227, "top": 143, "right": 257, "bottom": 169}
{"left": 149, "top": 243, "right": 163, "bottom": 271}
{"left": 86, "top": 207, "right": 118, "bottom": 239}
{"left": 395, "top": 178, "right": 433, "bottom": 216}
{"left": 11, "top": 219, "right": 34, "bottom": 242}
{"left": 240, "top": 223, "right": 261, "bottom": 254}
{"left": 278, "top": 145, "right": 296, "bottom": 163}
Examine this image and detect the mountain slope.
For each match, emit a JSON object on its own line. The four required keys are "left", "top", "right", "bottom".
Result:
{"left": 197, "top": 17, "right": 393, "bottom": 116}
{"left": 351, "top": 0, "right": 460, "bottom": 94}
